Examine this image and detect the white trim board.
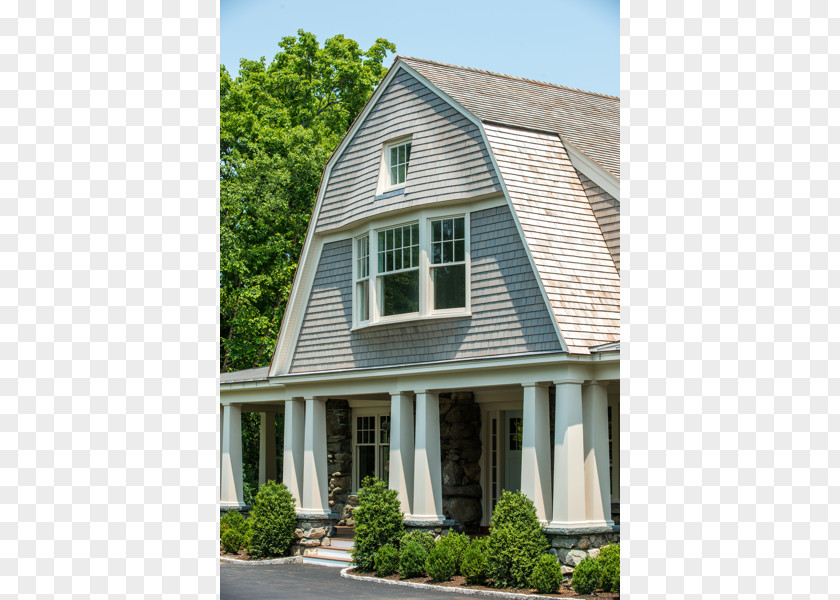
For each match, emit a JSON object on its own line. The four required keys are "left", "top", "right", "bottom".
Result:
{"left": 563, "top": 139, "right": 620, "bottom": 201}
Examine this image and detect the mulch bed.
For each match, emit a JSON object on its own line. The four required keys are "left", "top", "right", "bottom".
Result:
{"left": 347, "top": 569, "right": 619, "bottom": 599}
{"left": 220, "top": 544, "right": 281, "bottom": 561}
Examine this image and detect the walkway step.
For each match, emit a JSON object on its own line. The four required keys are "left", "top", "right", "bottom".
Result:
{"left": 300, "top": 557, "right": 347, "bottom": 568}
{"left": 315, "top": 548, "right": 353, "bottom": 561}
{"left": 329, "top": 538, "right": 354, "bottom": 550}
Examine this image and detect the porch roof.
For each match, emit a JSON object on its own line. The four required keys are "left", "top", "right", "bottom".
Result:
{"left": 220, "top": 366, "right": 270, "bottom": 384}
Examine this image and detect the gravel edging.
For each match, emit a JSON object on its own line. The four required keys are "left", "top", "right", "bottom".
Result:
{"left": 339, "top": 567, "right": 568, "bottom": 600}
{"left": 221, "top": 556, "right": 302, "bottom": 565}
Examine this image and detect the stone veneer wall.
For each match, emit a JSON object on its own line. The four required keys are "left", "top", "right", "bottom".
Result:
{"left": 546, "top": 529, "right": 621, "bottom": 576}
{"left": 326, "top": 399, "right": 352, "bottom": 519}
{"left": 439, "top": 391, "right": 483, "bottom": 531}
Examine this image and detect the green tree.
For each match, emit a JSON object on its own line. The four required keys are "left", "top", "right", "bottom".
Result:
{"left": 220, "top": 30, "right": 395, "bottom": 373}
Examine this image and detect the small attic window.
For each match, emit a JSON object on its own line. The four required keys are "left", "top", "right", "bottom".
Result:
{"left": 389, "top": 141, "right": 411, "bottom": 186}
{"left": 378, "top": 137, "right": 412, "bottom": 194}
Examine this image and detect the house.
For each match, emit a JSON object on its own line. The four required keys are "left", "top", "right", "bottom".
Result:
{"left": 219, "top": 57, "right": 620, "bottom": 565}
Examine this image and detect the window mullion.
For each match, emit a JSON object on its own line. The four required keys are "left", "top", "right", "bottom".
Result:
{"left": 419, "top": 215, "right": 429, "bottom": 316}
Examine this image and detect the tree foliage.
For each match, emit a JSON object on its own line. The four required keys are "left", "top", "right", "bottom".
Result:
{"left": 220, "top": 30, "right": 395, "bottom": 372}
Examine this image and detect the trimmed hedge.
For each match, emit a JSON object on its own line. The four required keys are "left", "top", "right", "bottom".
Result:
{"left": 571, "top": 556, "right": 601, "bottom": 595}
{"left": 221, "top": 527, "right": 244, "bottom": 554}
{"left": 399, "top": 529, "right": 435, "bottom": 554}
{"left": 530, "top": 554, "right": 563, "bottom": 594}
{"left": 436, "top": 531, "right": 470, "bottom": 574}
{"left": 461, "top": 538, "right": 489, "bottom": 585}
{"left": 399, "top": 540, "right": 428, "bottom": 579}
{"left": 247, "top": 480, "right": 296, "bottom": 558}
{"left": 426, "top": 541, "right": 458, "bottom": 582}
{"left": 351, "top": 477, "right": 405, "bottom": 572}
{"left": 597, "top": 543, "right": 620, "bottom": 592}
{"left": 486, "top": 490, "right": 549, "bottom": 588}
{"left": 374, "top": 544, "right": 400, "bottom": 577}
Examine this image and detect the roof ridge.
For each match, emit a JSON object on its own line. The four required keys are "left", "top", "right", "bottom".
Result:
{"left": 397, "top": 56, "right": 618, "bottom": 101}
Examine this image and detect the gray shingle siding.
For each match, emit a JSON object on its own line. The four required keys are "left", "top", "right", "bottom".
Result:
{"left": 289, "top": 205, "right": 562, "bottom": 373}
{"left": 314, "top": 69, "right": 502, "bottom": 233}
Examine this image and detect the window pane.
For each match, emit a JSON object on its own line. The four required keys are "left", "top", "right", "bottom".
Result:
{"left": 379, "top": 445, "right": 390, "bottom": 481}
{"left": 410, "top": 246, "right": 417, "bottom": 268}
{"left": 454, "top": 239, "right": 464, "bottom": 262}
{"left": 394, "top": 227, "right": 402, "bottom": 248}
{"left": 390, "top": 166, "right": 398, "bottom": 186}
{"left": 442, "top": 219, "right": 453, "bottom": 241}
{"left": 405, "top": 143, "right": 411, "bottom": 162}
{"left": 391, "top": 147, "right": 398, "bottom": 165}
{"left": 454, "top": 217, "right": 464, "bottom": 239}
{"left": 386, "top": 252, "right": 393, "bottom": 272}
{"left": 382, "top": 270, "right": 419, "bottom": 316}
{"left": 411, "top": 223, "right": 418, "bottom": 244}
{"left": 380, "top": 416, "right": 391, "bottom": 444}
{"left": 398, "top": 144, "right": 405, "bottom": 163}
{"left": 378, "top": 231, "right": 385, "bottom": 252}
{"left": 357, "top": 281, "right": 369, "bottom": 322}
{"left": 432, "top": 220, "right": 441, "bottom": 242}
{"left": 433, "top": 242, "right": 442, "bottom": 265}
{"left": 358, "top": 445, "right": 375, "bottom": 486}
{"left": 443, "top": 240, "right": 453, "bottom": 263}
{"left": 509, "top": 417, "right": 522, "bottom": 451}
{"left": 398, "top": 164, "right": 405, "bottom": 183}
{"left": 386, "top": 228, "right": 393, "bottom": 250}
{"left": 432, "top": 264, "right": 466, "bottom": 310}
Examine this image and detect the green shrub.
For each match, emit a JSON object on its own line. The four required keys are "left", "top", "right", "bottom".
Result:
{"left": 461, "top": 545, "right": 488, "bottom": 585}
{"left": 399, "top": 529, "right": 436, "bottom": 554}
{"left": 425, "top": 541, "right": 458, "bottom": 582}
{"left": 597, "top": 543, "right": 620, "bottom": 592}
{"left": 436, "top": 531, "right": 470, "bottom": 574}
{"left": 351, "top": 477, "right": 405, "bottom": 572}
{"left": 246, "top": 480, "right": 297, "bottom": 558}
{"left": 530, "top": 554, "right": 563, "bottom": 594}
{"left": 243, "top": 480, "right": 256, "bottom": 507}
{"left": 374, "top": 544, "right": 400, "bottom": 577}
{"left": 220, "top": 509, "right": 246, "bottom": 538}
{"left": 571, "top": 557, "right": 601, "bottom": 595}
{"left": 486, "top": 490, "right": 549, "bottom": 588}
{"left": 221, "top": 527, "right": 244, "bottom": 554}
{"left": 399, "top": 540, "right": 428, "bottom": 579}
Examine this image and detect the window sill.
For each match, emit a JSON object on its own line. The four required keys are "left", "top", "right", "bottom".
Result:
{"left": 375, "top": 187, "right": 405, "bottom": 200}
{"left": 351, "top": 310, "right": 471, "bottom": 332}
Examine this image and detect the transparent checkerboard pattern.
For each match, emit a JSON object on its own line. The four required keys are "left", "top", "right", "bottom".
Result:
{"left": 623, "top": 2, "right": 839, "bottom": 599}
{"left": 1, "top": 1, "right": 219, "bottom": 598}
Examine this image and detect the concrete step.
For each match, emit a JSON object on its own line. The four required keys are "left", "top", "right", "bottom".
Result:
{"left": 300, "top": 557, "right": 347, "bottom": 568}
{"left": 315, "top": 547, "right": 353, "bottom": 562}
{"left": 329, "top": 538, "right": 354, "bottom": 550}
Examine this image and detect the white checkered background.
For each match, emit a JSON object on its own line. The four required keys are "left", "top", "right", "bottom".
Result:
{"left": 2, "top": 0, "right": 839, "bottom": 598}
{"left": 623, "top": 2, "right": 839, "bottom": 600}
{"left": 0, "top": 1, "right": 219, "bottom": 599}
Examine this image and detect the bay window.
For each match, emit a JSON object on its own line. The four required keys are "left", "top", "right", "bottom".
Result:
{"left": 353, "top": 212, "right": 470, "bottom": 327}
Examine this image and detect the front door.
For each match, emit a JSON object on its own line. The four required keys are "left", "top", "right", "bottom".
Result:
{"left": 353, "top": 411, "right": 391, "bottom": 491}
{"left": 503, "top": 410, "right": 523, "bottom": 492}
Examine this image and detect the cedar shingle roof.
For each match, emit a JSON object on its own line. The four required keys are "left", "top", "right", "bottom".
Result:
{"left": 400, "top": 57, "right": 619, "bottom": 179}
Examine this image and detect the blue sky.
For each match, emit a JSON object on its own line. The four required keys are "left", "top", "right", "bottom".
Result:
{"left": 221, "top": 0, "right": 618, "bottom": 97}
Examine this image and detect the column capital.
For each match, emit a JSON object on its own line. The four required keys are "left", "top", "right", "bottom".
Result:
{"left": 413, "top": 389, "right": 438, "bottom": 397}
{"left": 390, "top": 391, "right": 413, "bottom": 399}
{"left": 554, "top": 379, "right": 585, "bottom": 386}
{"left": 521, "top": 382, "right": 550, "bottom": 389}
{"left": 582, "top": 380, "right": 609, "bottom": 387}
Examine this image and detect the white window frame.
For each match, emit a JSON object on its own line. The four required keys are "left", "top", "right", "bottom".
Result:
{"left": 351, "top": 408, "right": 391, "bottom": 493}
{"left": 351, "top": 209, "right": 471, "bottom": 329}
{"left": 377, "top": 135, "right": 413, "bottom": 194}
{"left": 353, "top": 234, "right": 371, "bottom": 324}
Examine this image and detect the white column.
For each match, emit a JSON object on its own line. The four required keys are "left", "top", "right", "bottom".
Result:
{"left": 412, "top": 391, "right": 444, "bottom": 521}
{"left": 220, "top": 403, "right": 245, "bottom": 507}
{"left": 389, "top": 392, "right": 414, "bottom": 516}
{"left": 301, "top": 397, "right": 330, "bottom": 515}
{"left": 582, "top": 382, "right": 613, "bottom": 525}
{"left": 521, "top": 383, "right": 551, "bottom": 522}
{"left": 550, "top": 380, "right": 587, "bottom": 527}
{"left": 283, "top": 398, "right": 305, "bottom": 508}
{"left": 259, "top": 410, "right": 277, "bottom": 487}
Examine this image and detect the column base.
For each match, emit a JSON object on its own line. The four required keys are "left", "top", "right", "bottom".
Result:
{"left": 545, "top": 521, "right": 618, "bottom": 535}
{"left": 220, "top": 501, "right": 248, "bottom": 510}
{"left": 295, "top": 509, "right": 337, "bottom": 520}
{"left": 404, "top": 516, "right": 452, "bottom": 527}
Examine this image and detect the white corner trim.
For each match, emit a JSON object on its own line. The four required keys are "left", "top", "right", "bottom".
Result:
{"left": 562, "top": 139, "right": 620, "bottom": 201}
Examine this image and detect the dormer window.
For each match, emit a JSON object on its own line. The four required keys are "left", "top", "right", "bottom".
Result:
{"left": 388, "top": 141, "right": 411, "bottom": 187}
{"left": 378, "top": 137, "right": 412, "bottom": 194}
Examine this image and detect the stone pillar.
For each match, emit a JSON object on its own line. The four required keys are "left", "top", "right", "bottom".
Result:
{"left": 301, "top": 397, "right": 330, "bottom": 515}
{"left": 550, "top": 380, "right": 587, "bottom": 526}
{"left": 608, "top": 393, "right": 620, "bottom": 503}
{"left": 259, "top": 410, "right": 278, "bottom": 487}
{"left": 283, "top": 398, "right": 305, "bottom": 507}
{"left": 220, "top": 403, "right": 245, "bottom": 507}
{"left": 411, "top": 391, "right": 444, "bottom": 521}
{"left": 521, "top": 383, "right": 551, "bottom": 522}
{"left": 390, "top": 392, "right": 414, "bottom": 516}
{"left": 582, "top": 382, "right": 613, "bottom": 525}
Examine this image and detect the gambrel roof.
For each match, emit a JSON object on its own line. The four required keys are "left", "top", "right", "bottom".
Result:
{"left": 265, "top": 57, "right": 620, "bottom": 376}
{"left": 399, "top": 58, "right": 620, "bottom": 354}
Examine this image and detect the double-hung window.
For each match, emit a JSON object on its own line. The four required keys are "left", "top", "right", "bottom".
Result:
{"left": 389, "top": 141, "right": 411, "bottom": 187}
{"left": 353, "top": 213, "right": 469, "bottom": 327}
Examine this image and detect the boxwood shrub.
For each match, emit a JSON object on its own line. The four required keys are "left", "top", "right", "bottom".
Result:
{"left": 399, "top": 540, "right": 428, "bottom": 579}
{"left": 247, "top": 480, "right": 296, "bottom": 558}
{"left": 571, "top": 556, "right": 601, "bottom": 595}
{"left": 461, "top": 539, "right": 488, "bottom": 585}
{"left": 374, "top": 543, "right": 400, "bottom": 577}
{"left": 436, "top": 531, "right": 470, "bottom": 574}
{"left": 486, "top": 490, "right": 549, "bottom": 588}
{"left": 221, "top": 527, "right": 244, "bottom": 554}
{"left": 220, "top": 509, "right": 246, "bottom": 539}
{"left": 530, "top": 554, "right": 563, "bottom": 594}
{"left": 425, "top": 541, "right": 458, "bottom": 582}
{"left": 597, "top": 543, "right": 620, "bottom": 592}
{"left": 351, "top": 477, "right": 405, "bottom": 572}
{"left": 399, "top": 529, "right": 436, "bottom": 554}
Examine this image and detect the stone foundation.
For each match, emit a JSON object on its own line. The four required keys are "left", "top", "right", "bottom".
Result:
{"left": 403, "top": 519, "right": 454, "bottom": 541}
{"left": 289, "top": 514, "right": 340, "bottom": 557}
{"left": 545, "top": 525, "right": 620, "bottom": 572}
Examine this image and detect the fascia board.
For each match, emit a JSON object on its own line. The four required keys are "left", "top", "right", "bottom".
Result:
{"left": 563, "top": 139, "right": 620, "bottom": 201}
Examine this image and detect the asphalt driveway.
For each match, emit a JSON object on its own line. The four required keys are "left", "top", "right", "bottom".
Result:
{"left": 221, "top": 562, "right": 479, "bottom": 600}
